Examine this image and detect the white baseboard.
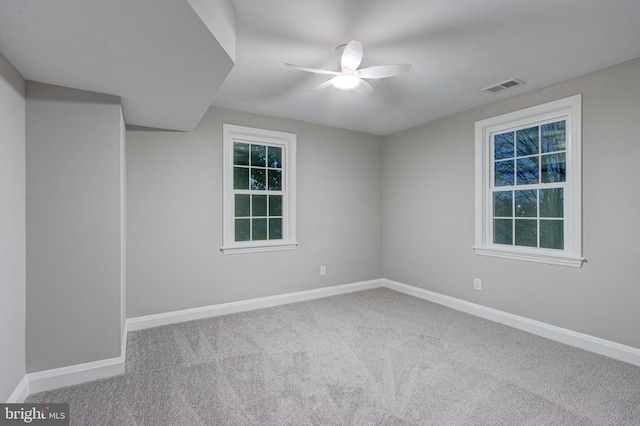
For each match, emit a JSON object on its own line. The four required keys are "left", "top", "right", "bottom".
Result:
{"left": 7, "top": 375, "right": 29, "bottom": 403}
{"left": 383, "top": 279, "right": 640, "bottom": 367}
{"left": 21, "top": 276, "right": 639, "bottom": 398}
{"left": 126, "top": 279, "right": 383, "bottom": 332}
{"left": 27, "top": 356, "right": 125, "bottom": 395}
{"left": 22, "top": 279, "right": 381, "bottom": 396}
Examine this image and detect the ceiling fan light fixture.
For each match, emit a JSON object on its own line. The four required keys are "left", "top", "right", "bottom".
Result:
{"left": 286, "top": 40, "right": 412, "bottom": 94}
{"left": 331, "top": 74, "right": 360, "bottom": 90}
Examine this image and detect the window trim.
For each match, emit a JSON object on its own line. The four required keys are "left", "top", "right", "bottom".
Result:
{"left": 221, "top": 124, "right": 297, "bottom": 255}
{"left": 474, "top": 94, "right": 584, "bottom": 268}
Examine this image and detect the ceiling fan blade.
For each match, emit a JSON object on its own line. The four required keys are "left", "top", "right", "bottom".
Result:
{"left": 357, "top": 64, "right": 412, "bottom": 79}
{"left": 351, "top": 78, "right": 374, "bottom": 95}
{"left": 341, "top": 40, "right": 363, "bottom": 72}
{"left": 312, "top": 79, "right": 335, "bottom": 90}
{"left": 285, "top": 63, "right": 339, "bottom": 75}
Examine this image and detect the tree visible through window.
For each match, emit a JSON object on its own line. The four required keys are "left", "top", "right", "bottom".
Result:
{"left": 232, "top": 142, "right": 284, "bottom": 242}
{"left": 492, "top": 121, "right": 566, "bottom": 249}
{"left": 474, "top": 95, "right": 583, "bottom": 267}
{"left": 222, "top": 124, "right": 297, "bottom": 254}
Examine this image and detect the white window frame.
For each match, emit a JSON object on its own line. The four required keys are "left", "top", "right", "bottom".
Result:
{"left": 222, "top": 124, "right": 297, "bottom": 255}
{"left": 474, "top": 94, "right": 584, "bottom": 267}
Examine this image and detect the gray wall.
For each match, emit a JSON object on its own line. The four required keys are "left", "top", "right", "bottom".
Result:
{"left": 13, "top": 54, "right": 639, "bottom": 380}
{"left": 26, "top": 82, "right": 125, "bottom": 372}
{"left": 383, "top": 57, "right": 640, "bottom": 349}
{"left": 0, "top": 53, "right": 26, "bottom": 401}
{"left": 127, "top": 107, "right": 382, "bottom": 317}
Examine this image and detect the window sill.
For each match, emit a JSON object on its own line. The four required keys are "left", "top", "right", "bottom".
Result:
{"left": 221, "top": 242, "right": 298, "bottom": 255}
{"left": 473, "top": 246, "right": 584, "bottom": 268}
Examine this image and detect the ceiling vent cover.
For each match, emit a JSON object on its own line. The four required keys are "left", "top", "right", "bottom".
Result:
{"left": 482, "top": 78, "right": 526, "bottom": 93}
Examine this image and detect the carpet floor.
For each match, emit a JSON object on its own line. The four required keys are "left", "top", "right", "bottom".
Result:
{"left": 27, "top": 287, "right": 640, "bottom": 425}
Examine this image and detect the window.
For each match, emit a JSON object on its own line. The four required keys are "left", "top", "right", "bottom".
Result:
{"left": 474, "top": 95, "right": 583, "bottom": 267}
{"left": 222, "top": 124, "right": 297, "bottom": 254}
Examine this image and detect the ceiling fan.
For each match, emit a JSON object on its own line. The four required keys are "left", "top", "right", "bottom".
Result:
{"left": 285, "top": 40, "right": 411, "bottom": 94}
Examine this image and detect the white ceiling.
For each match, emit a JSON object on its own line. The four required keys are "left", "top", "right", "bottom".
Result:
{"left": 0, "top": 0, "right": 234, "bottom": 131}
{"left": 213, "top": 0, "right": 640, "bottom": 135}
{"left": 1, "top": 1, "right": 640, "bottom": 135}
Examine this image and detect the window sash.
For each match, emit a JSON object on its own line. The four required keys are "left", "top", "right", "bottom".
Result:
{"left": 489, "top": 119, "right": 567, "bottom": 251}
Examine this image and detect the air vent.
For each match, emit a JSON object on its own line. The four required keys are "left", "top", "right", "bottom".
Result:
{"left": 482, "top": 78, "right": 526, "bottom": 93}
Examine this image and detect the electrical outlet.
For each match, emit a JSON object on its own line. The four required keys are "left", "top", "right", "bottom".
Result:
{"left": 473, "top": 278, "right": 482, "bottom": 291}
{"left": 320, "top": 266, "right": 326, "bottom": 276}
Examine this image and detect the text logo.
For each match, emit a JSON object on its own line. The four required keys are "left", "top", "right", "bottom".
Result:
{"left": 0, "top": 404, "right": 69, "bottom": 426}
